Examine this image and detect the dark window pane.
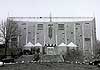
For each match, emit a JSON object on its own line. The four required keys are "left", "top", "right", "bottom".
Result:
{"left": 58, "top": 24, "right": 64, "bottom": 30}
{"left": 85, "top": 23, "right": 89, "bottom": 24}
{"left": 22, "top": 23, "right": 26, "bottom": 25}
{"left": 71, "top": 32, "right": 73, "bottom": 34}
{"left": 85, "top": 38, "right": 91, "bottom": 41}
{"left": 76, "top": 28, "right": 78, "bottom": 30}
{"left": 37, "top": 24, "right": 43, "bottom": 30}
{"left": 80, "top": 35, "right": 82, "bottom": 36}
{"left": 24, "top": 28, "right": 26, "bottom": 29}
{"left": 76, "top": 23, "right": 80, "bottom": 25}
{"left": 28, "top": 32, "right": 31, "bottom": 34}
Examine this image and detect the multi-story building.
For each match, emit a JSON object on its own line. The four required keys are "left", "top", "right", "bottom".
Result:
{"left": 7, "top": 17, "right": 96, "bottom": 58}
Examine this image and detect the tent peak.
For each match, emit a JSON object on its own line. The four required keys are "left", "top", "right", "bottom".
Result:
{"left": 35, "top": 42, "right": 42, "bottom": 46}
{"left": 58, "top": 43, "right": 67, "bottom": 46}
{"left": 24, "top": 42, "right": 34, "bottom": 47}
{"left": 67, "top": 42, "right": 77, "bottom": 47}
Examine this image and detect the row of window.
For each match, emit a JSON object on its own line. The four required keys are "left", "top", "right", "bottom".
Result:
{"left": 22, "top": 22, "right": 89, "bottom": 30}
{"left": 21, "top": 23, "right": 89, "bottom": 26}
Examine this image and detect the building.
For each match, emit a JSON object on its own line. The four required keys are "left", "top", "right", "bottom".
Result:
{"left": 7, "top": 16, "right": 96, "bottom": 58}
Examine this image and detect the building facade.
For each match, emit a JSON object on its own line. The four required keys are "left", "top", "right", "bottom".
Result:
{"left": 7, "top": 17, "right": 96, "bottom": 58}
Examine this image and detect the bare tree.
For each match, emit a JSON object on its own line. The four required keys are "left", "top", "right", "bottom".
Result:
{"left": 0, "top": 18, "right": 18, "bottom": 57}
{"left": 95, "top": 40, "right": 100, "bottom": 58}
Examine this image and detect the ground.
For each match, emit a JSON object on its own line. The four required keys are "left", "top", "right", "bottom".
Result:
{"left": 0, "top": 63, "right": 100, "bottom": 70}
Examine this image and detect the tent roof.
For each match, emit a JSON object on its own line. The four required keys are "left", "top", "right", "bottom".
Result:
{"left": 47, "top": 47, "right": 54, "bottom": 49}
{"left": 35, "top": 43, "right": 42, "bottom": 46}
{"left": 58, "top": 43, "right": 67, "bottom": 46}
{"left": 67, "top": 42, "right": 77, "bottom": 47}
{"left": 24, "top": 42, "right": 34, "bottom": 47}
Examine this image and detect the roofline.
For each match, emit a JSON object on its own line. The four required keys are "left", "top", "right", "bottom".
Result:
{"left": 7, "top": 16, "right": 94, "bottom": 19}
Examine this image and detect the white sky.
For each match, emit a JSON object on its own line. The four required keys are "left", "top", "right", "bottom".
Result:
{"left": 0, "top": 0, "right": 100, "bottom": 40}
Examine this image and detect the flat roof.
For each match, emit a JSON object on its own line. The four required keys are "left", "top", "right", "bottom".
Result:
{"left": 7, "top": 17, "right": 94, "bottom": 22}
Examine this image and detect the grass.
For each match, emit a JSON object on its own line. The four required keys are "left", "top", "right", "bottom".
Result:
{"left": 0, "top": 63, "right": 100, "bottom": 70}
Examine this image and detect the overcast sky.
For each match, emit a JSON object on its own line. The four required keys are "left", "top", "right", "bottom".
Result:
{"left": 0, "top": 0, "right": 100, "bottom": 40}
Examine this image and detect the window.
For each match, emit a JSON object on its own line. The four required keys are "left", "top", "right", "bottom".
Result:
{"left": 85, "top": 38, "right": 91, "bottom": 41}
{"left": 62, "top": 33, "right": 65, "bottom": 34}
{"left": 28, "top": 32, "right": 31, "bottom": 34}
{"left": 40, "top": 17, "right": 42, "bottom": 18}
{"left": 37, "top": 38, "right": 39, "bottom": 40}
{"left": 76, "top": 23, "right": 80, "bottom": 25}
{"left": 58, "top": 24, "right": 64, "bottom": 30}
{"left": 77, "top": 44, "right": 79, "bottom": 46}
{"left": 76, "top": 28, "right": 78, "bottom": 30}
{"left": 71, "top": 32, "right": 73, "bottom": 34}
{"left": 80, "top": 35, "right": 82, "bottom": 36}
{"left": 24, "top": 28, "right": 26, "bottom": 29}
{"left": 85, "top": 23, "right": 89, "bottom": 24}
{"left": 19, "top": 35, "right": 22, "bottom": 36}
{"left": 67, "top": 39, "right": 69, "bottom": 41}
{"left": 37, "top": 24, "right": 43, "bottom": 30}
{"left": 37, "top": 33, "right": 39, "bottom": 34}
{"left": 22, "top": 23, "right": 26, "bottom": 25}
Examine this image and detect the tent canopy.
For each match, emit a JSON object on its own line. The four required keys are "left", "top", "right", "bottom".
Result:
{"left": 35, "top": 43, "right": 42, "bottom": 46}
{"left": 24, "top": 42, "right": 34, "bottom": 47}
{"left": 58, "top": 43, "right": 67, "bottom": 46}
{"left": 67, "top": 42, "right": 77, "bottom": 47}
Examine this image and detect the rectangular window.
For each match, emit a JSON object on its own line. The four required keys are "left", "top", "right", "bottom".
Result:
{"left": 21, "top": 23, "right": 26, "bottom": 25}
{"left": 37, "top": 24, "right": 43, "bottom": 30}
{"left": 58, "top": 24, "right": 64, "bottom": 30}
{"left": 28, "top": 32, "right": 31, "bottom": 34}
{"left": 85, "top": 23, "right": 89, "bottom": 24}
{"left": 76, "top": 23, "right": 80, "bottom": 25}
{"left": 24, "top": 28, "right": 26, "bottom": 29}
{"left": 71, "top": 32, "right": 73, "bottom": 34}
{"left": 85, "top": 38, "right": 91, "bottom": 41}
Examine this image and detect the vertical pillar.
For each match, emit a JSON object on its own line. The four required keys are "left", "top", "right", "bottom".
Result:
{"left": 35, "top": 24, "right": 37, "bottom": 44}
{"left": 26, "top": 23, "right": 28, "bottom": 44}
{"left": 55, "top": 23, "right": 58, "bottom": 46}
{"left": 91, "top": 22, "right": 93, "bottom": 55}
{"left": 74, "top": 23, "right": 76, "bottom": 44}
{"left": 65, "top": 24, "right": 67, "bottom": 44}
{"left": 82, "top": 23, "right": 85, "bottom": 56}
{"left": 44, "top": 24, "right": 45, "bottom": 46}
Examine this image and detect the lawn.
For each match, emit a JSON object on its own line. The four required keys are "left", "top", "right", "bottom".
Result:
{"left": 0, "top": 63, "right": 100, "bottom": 70}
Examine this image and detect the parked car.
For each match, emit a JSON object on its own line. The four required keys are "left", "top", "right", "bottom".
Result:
{"left": 89, "top": 59, "right": 100, "bottom": 65}
{"left": 2, "top": 58, "right": 14, "bottom": 63}
{"left": 0, "top": 61, "right": 4, "bottom": 66}
{"left": 97, "top": 63, "right": 100, "bottom": 67}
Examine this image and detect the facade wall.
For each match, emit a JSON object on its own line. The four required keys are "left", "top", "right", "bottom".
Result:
{"left": 7, "top": 17, "right": 96, "bottom": 57}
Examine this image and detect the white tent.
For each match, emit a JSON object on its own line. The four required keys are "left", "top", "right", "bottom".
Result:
{"left": 24, "top": 42, "right": 34, "bottom": 47}
{"left": 58, "top": 43, "right": 67, "bottom": 46}
{"left": 24, "top": 42, "right": 34, "bottom": 51}
{"left": 67, "top": 42, "right": 77, "bottom": 47}
{"left": 35, "top": 43, "right": 42, "bottom": 46}
{"left": 35, "top": 43, "right": 42, "bottom": 53}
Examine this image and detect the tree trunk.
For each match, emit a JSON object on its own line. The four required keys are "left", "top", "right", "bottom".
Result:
{"left": 4, "top": 39, "right": 8, "bottom": 58}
